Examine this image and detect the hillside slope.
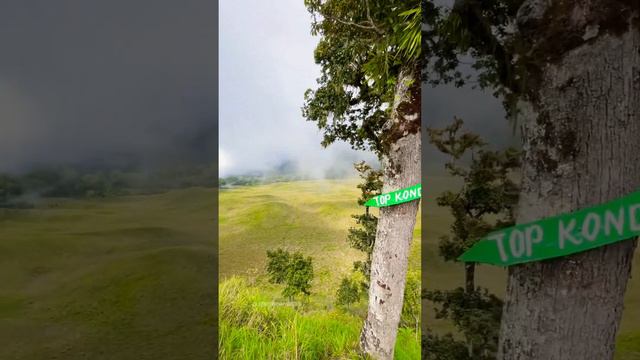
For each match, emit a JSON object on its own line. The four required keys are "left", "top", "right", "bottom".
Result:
{"left": 0, "top": 188, "right": 217, "bottom": 360}
{"left": 219, "top": 180, "right": 422, "bottom": 299}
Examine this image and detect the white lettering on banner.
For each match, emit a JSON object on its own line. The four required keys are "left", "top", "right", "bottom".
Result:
{"left": 525, "top": 224, "right": 543, "bottom": 256}
{"left": 509, "top": 230, "right": 526, "bottom": 258}
{"left": 559, "top": 218, "right": 581, "bottom": 249}
{"left": 604, "top": 208, "right": 625, "bottom": 236}
{"left": 582, "top": 212, "right": 601, "bottom": 242}
{"left": 489, "top": 232, "right": 508, "bottom": 262}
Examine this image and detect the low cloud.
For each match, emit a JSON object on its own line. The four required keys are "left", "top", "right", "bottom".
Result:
{"left": 0, "top": 0, "right": 216, "bottom": 174}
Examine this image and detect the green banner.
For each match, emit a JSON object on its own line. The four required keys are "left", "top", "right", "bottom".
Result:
{"left": 365, "top": 184, "right": 421, "bottom": 208}
{"left": 459, "top": 190, "right": 640, "bottom": 266}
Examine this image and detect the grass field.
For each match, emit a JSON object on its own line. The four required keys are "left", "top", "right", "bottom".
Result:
{"left": 0, "top": 188, "right": 217, "bottom": 360}
{"left": 424, "top": 175, "right": 640, "bottom": 360}
{"left": 4, "top": 175, "right": 631, "bottom": 359}
{"left": 219, "top": 179, "right": 422, "bottom": 359}
{"left": 219, "top": 179, "right": 421, "bottom": 303}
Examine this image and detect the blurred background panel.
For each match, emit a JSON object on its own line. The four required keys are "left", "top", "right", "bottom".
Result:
{"left": 0, "top": 1, "right": 218, "bottom": 359}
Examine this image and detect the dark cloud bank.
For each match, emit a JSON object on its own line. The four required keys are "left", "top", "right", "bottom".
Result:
{"left": 0, "top": 0, "right": 217, "bottom": 174}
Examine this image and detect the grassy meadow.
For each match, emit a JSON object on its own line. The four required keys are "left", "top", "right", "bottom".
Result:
{"left": 219, "top": 180, "right": 422, "bottom": 359}
{"left": 424, "top": 175, "right": 640, "bottom": 360}
{"left": 0, "top": 188, "right": 217, "bottom": 360}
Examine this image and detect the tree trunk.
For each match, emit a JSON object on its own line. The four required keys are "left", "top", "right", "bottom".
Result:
{"left": 498, "top": 4, "right": 640, "bottom": 358}
{"left": 464, "top": 262, "right": 475, "bottom": 293}
{"left": 360, "top": 68, "right": 421, "bottom": 359}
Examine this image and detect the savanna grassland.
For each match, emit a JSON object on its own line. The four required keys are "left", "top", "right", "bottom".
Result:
{"left": 219, "top": 180, "right": 421, "bottom": 359}
{"left": 0, "top": 188, "right": 217, "bottom": 360}
{"left": 424, "top": 175, "right": 640, "bottom": 360}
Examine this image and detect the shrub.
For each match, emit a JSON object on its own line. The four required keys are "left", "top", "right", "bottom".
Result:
{"left": 335, "top": 277, "right": 361, "bottom": 309}
{"left": 266, "top": 249, "right": 314, "bottom": 300}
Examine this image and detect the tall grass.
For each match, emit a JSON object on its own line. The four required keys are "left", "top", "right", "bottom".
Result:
{"left": 219, "top": 277, "right": 420, "bottom": 359}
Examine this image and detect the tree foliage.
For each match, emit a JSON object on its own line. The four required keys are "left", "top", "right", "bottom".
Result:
{"left": 335, "top": 161, "right": 382, "bottom": 309}
{"left": 303, "top": 0, "right": 421, "bottom": 157}
{"left": 0, "top": 168, "right": 130, "bottom": 208}
{"left": 347, "top": 161, "right": 383, "bottom": 288}
{"left": 424, "top": 118, "right": 520, "bottom": 359}
{"left": 423, "top": 0, "right": 535, "bottom": 115}
{"left": 266, "top": 248, "right": 314, "bottom": 300}
{"left": 266, "top": 248, "right": 291, "bottom": 284}
{"left": 427, "top": 118, "right": 520, "bottom": 264}
{"left": 424, "top": 0, "right": 640, "bottom": 116}
{"left": 0, "top": 174, "right": 24, "bottom": 206}
{"left": 425, "top": 288, "right": 503, "bottom": 360}
{"left": 336, "top": 276, "right": 362, "bottom": 309}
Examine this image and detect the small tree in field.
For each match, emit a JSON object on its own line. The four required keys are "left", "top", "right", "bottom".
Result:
{"left": 336, "top": 277, "right": 361, "bottom": 309}
{"left": 266, "top": 248, "right": 291, "bottom": 284}
{"left": 424, "top": 118, "right": 520, "bottom": 359}
{"left": 266, "top": 248, "right": 314, "bottom": 300}
{"left": 400, "top": 271, "right": 420, "bottom": 338}
{"left": 0, "top": 174, "right": 23, "bottom": 205}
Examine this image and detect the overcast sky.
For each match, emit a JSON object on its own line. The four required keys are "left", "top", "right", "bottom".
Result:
{"left": 0, "top": 0, "right": 216, "bottom": 173}
{"left": 0, "top": 0, "right": 517, "bottom": 176}
{"left": 219, "top": 0, "right": 376, "bottom": 178}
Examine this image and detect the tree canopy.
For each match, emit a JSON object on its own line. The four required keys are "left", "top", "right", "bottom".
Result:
{"left": 424, "top": 0, "right": 640, "bottom": 115}
{"left": 303, "top": 0, "right": 421, "bottom": 157}
{"left": 266, "top": 248, "right": 314, "bottom": 299}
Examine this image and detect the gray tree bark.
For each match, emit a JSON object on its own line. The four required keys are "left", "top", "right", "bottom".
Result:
{"left": 360, "top": 69, "right": 421, "bottom": 359}
{"left": 498, "top": 2, "right": 640, "bottom": 358}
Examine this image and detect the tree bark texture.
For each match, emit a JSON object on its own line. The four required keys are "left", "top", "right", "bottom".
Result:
{"left": 360, "top": 68, "right": 421, "bottom": 359}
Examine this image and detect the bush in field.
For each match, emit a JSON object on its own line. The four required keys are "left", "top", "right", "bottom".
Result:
{"left": 335, "top": 277, "right": 361, "bottom": 309}
{"left": 401, "top": 271, "right": 421, "bottom": 335}
{"left": 0, "top": 174, "right": 23, "bottom": 205}
{"left": 266, "top": 248, "right": 291, "bottom": 284}
{"left": 266, "top": 249, "right": 314, "bottom": 300}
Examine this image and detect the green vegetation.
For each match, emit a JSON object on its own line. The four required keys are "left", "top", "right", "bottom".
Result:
{"left": 219, "top": 180, "right": 421, "bottom": 358}
{"left": 220, "top": 174, "right": 311, "bottom": 189}
{"left": 0, "top": 187, "right": 216, "bottom": 359}
{"left": 346, "top": 162, "right": 383, "bottom": 289}
{"left": 400, "top": 271, "right": 421, "bottom": 336}
{"left": 336, "top": 277, "right": 362, "bottom": 309}
{"left": 423, "top": 176, "right": 640, "bottom": 360}
{"left": 303, "top": 0, "right": 421, "bottom": 157}
{"left": 0, "top": 165, "right": 218, "bottom": 208}
{"left": 266, "top": 248, "right": 314, "bottom": 300}
{"left": 425, "top": 119, "right": 519, "bottom": 359}
{"left": 220, "top": 277, "right": 419, "bottom": 360}
{"left": 219, "top": 180, "right": 421, "bottom": 293}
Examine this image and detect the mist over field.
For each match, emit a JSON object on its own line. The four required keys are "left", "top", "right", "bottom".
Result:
{"left": 219, "top": 0, "right": 378, "bottom": 179}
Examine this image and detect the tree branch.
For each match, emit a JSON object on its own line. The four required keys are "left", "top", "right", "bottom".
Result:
{"left": 323, "top": 0, "right": 384, "bottom": 35}
{"left": 364, "top": 0, "right": 380, "bottom": 32}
